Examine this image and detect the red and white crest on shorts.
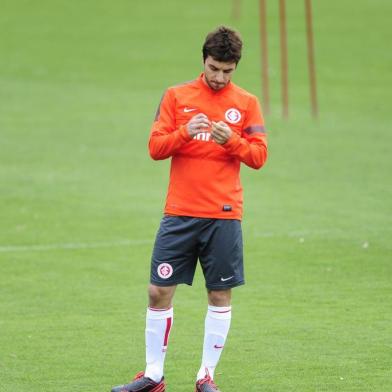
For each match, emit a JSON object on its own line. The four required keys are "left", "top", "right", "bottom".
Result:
{"left": 225, "top": 108, "right": 241, "bottom": 124}
{"left": 157, "top": 263, "right": 173, "bottom": 279}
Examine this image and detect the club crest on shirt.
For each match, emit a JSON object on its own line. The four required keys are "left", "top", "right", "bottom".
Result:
{"left": 157, "top": 263, "right": 173, "bottom": 279}
{"left": 225, "top": 108, "right": 241, "bottom": 124}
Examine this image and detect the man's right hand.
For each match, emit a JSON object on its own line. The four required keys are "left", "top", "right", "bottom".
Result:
{"left": 186, "top": 113, "right": 211, "bottom": 137}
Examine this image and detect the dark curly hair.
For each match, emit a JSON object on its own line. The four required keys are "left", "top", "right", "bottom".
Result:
{"left": 202, "top": 26, "right": 243, "bottom": 64}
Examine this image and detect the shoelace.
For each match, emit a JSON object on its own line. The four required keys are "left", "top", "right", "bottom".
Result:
{"left": 198, "top": 375, "right": 217, "bottom": 388}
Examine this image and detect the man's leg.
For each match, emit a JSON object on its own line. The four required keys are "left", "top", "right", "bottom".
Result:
{"left": 144, "top": 284, "right": 176, "bottom": 382}
{"left": 196, "top": 289, "right": 232, "bottom": 381}
{"left": 111, "top": 284, "right": 176, "bottom": 392}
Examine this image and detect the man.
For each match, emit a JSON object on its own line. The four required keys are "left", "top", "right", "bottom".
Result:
{"left": 111, "top": 26, "right": 267, "bottom": 392}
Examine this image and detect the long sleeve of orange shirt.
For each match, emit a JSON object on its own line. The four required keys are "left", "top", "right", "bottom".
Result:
{"left": 149, "top": 88, "right": 193, "bottom": 160}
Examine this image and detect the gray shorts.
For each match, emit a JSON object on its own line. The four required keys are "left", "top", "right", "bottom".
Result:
{"left": 150, "top": 215, "right": 244, "bottom": 290}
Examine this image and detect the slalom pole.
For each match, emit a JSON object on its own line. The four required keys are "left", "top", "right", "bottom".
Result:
{"left": 232, "top": 0, "right": 241, "bottom": 20}
{"left": 259, "top": 0, "right": 270, "bottom": 115}
{"left": 279, "top": 0, "right": 289, "bottom": 119}
{"left": 305, "top": 0, "right": 318, "bottom": 118}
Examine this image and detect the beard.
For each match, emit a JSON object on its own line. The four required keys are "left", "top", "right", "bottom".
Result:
{"left": 205, "top": 76, "right": 227, "bottom": 91}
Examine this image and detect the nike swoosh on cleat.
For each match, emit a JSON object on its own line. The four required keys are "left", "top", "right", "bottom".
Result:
{"left": 184, "top": 107, "right": 197, "bottom": 112}
{"left": 220, "top": 276, "right": 234, "bottom": 282}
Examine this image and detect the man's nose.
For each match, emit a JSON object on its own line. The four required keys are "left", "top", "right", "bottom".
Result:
{"left": 216, "top": 71, "right": 224, "bottom": 82}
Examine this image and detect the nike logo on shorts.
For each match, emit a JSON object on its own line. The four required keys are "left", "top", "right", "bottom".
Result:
{"left": 220, "top": 276, "right": 234, "bottom": 282}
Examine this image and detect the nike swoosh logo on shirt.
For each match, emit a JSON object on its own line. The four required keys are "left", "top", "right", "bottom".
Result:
{"left": 183, "top": 107, "right": 197, "bottom": 112}
{"left": 220, "top": 276, "right": 234, "bottom": 282}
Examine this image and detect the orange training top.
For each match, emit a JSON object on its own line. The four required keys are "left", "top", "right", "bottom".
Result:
{"left": 149, "top": 74, "right": 267, "bottom": 220}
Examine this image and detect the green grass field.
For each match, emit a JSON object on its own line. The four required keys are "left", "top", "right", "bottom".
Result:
{"left": 1, "top": 1, "right": 391, "bottom": 391}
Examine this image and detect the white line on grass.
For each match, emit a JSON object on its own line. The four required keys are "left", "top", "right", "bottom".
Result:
{"left": 0, "top": 232, "right": 310, "bottom": 253}
{"left": 0, "top": 228, "right": 367, "bottom": 254}
{"left": 0, "top": 239, "right": 152, "bottom": 253}
{"left": 253, "top": 228, "right": 346, "bottom": 238}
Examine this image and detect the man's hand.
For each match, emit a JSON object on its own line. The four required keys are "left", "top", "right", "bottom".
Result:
{"left": 186, "top": 113, "right": 211, "bottom": 137}
{"left": 211, "top": 121, "right": 232, "bottom": 144}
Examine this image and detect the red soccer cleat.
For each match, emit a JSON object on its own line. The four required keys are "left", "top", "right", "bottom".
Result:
{"left": 195, "top": 374, "right": 221, "bottom": 392}
{"left": 111, "top": 371, "right": 165, "bottom": 392}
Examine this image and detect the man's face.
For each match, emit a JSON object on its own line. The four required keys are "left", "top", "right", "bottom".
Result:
{"left": 203, "top": 56, "right": 237, "bottom": 91}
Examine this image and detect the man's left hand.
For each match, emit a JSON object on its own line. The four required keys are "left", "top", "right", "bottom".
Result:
{"left": 211, "top": 121, "right": 232, "bottom": 144}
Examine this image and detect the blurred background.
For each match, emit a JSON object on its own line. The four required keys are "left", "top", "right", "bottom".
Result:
{"left": 1, "top": 1, "right": 391, "bottom": 391}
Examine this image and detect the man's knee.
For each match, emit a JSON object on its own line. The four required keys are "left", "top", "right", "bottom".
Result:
{"left": 148, "top": 284, "right": 176, "bottom": 308}
{"left": 208, "top": 289, "right": 231, "bottom": 306}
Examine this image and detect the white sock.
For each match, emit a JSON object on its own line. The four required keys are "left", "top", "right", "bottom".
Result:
{"left": 144, "top": 307, "right": 173, "bottom": 382}
{"left": 196, "top": 305, "right": 232, "bottom": 381}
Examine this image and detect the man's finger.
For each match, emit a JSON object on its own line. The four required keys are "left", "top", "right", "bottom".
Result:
{"left": 211, "top": 127, "right": 225, "bottom": 136}
{"left": 193, "top": 113, "right": 209, "bottom": 121}
{"left": 212, "top": 121, "right": 226, "bottom": 131}
{"left": 193, "top": 120, "right": 210, "bottom": 128}
{"left": 211, "top": 130, "right": 223, "bottom": 139}
{"left": 192, "top": 119, "right": 210, "bottom": 128}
